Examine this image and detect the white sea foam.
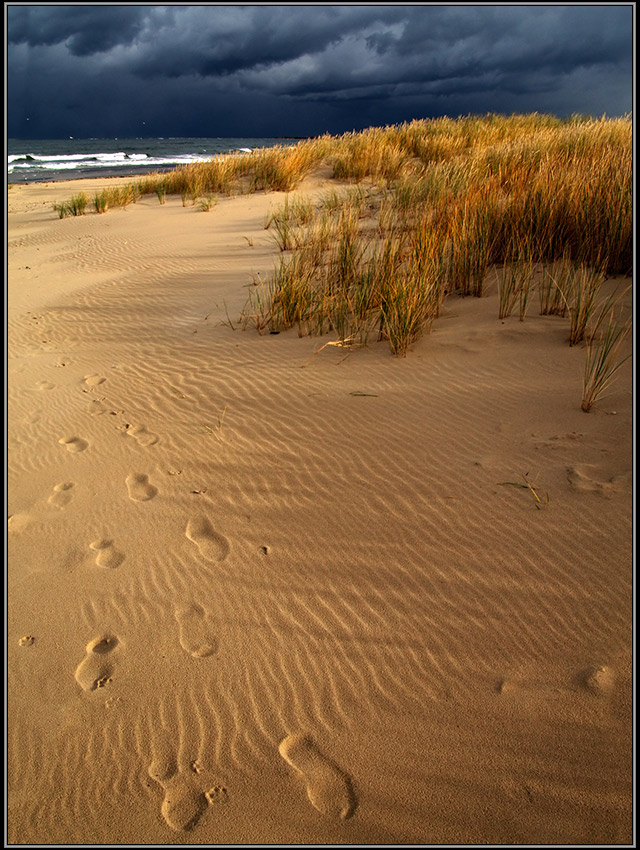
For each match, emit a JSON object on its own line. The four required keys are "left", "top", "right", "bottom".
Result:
{"left": 7, "top": 137, "right": 292, "bottom": 181}
{"left": 8, "top": 152, "right": 213, "bottom": 174}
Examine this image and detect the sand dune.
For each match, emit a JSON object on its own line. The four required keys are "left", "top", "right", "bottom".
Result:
{"left": 7, "top": 175, "right": 633, "bottom": 844}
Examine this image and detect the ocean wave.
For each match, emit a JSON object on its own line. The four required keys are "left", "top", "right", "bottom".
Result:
{"left": 7, "top": 138, "right": 291, "bottom": 181}
{"left": 9, "top": 152, "right": 211, "bottom": 168}
{"left": 8, "top": 152, "right": 216, "bottom": 175}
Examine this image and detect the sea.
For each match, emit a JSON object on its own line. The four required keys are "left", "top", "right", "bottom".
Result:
{"left": 7, "top": 137, "right": 301, "bottom": 184}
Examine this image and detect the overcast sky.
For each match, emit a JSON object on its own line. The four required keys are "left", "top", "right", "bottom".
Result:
{"left": 6, "top": 4, "right": 634, "bottom": 140}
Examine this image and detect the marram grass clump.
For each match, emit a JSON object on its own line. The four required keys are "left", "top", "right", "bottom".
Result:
{"left": 52, "top": 114, "right": 631, "bottom": 364}
{"left": 238, "top": 114, "right": 630, "bottom": 357}
{"left": 53, "top": 112, "right": 631, "bottom": 280}
{"left": 581, "top": 312, "right": 631, "bottom": 412}
{"left": 53, "top": 192, "right": 88, "bottom": 218}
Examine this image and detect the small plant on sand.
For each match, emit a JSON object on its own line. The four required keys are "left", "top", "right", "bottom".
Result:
{"left": 241, "top": 276, "right": 272, "bottom": 334}
{"left": 498, "top": 472, "right": 549, "bottom": 509}
{"left": 69, "top": 192, "right": 88, "bottom": 215}
{"left": 52, "top": 201, "right": 69, "bottom": 218}
{"left": 319, "top": 189, "right": 346, "bottom": 215}
{"left": 380, "top": 277, "right": 431, "bottom": 356}
{"left": 197, "top": 194, "right": 217, "bottom": 211}
{"left": 563, "top": 265, "right": 605, "bottom": 346}
{"left": 498, "top": 254, "right": 533, "bottom": 320}
{"left": 54, "top": 192, "right": 88, "bottom": 217}
{"left": 267, "top": 197, "right": 295, "bottom": 251}
{"left": 99, "top": 184, "right": 139, "bottom": 210}
{"left": 517, "top": 255, "right": 535, "bottom": 321}
{"left": 581, "top": 312, "right": 631, "bottom": 412}
{"left": 539, "top": 254, "right": 571, "bottom": 316}
{"left": 154, "top": 184, "right": 167, "bottom": 205}
{"left": 93, "top": 190, "right": 109, "bottom": 214}
{"left": 289, "top": 195, "right": 316, "bottom": 225}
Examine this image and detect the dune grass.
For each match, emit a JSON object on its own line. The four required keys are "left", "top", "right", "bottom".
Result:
{"left": 197, "top": 194, "right": 217, "bottom": 212}
{"left": 556, "top": 265, "right": 606, "bottom": 346}
{"left": 539, "top": 254, "right": 572, "bottom": 316}
{"left": 239, "top": 114, "right": 630, "bottom": 357}
{"left": 53, "top": 114, "right": 632, "bottom": 281}
{"left": 53, "top": 113, "right": 631, "bottom": 367}
{"left": 581, "top": 312, "right": 631, "bottom": 412}
{"left": 53, "top": 192, "right": 89, "bottom": 217}
{"left": 498, "top": 250, "right": 534, "bottom": 321}
{"left": 92, "top": 190, "right": 109, "bottom": 214}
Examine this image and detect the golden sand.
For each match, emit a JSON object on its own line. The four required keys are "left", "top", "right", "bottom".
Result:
{"left": 7, "top": 174, "right": 633, "bottom": 844}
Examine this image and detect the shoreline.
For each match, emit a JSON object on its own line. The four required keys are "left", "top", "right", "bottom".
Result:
{"left": 7, "top": 165, "right": 181, "bottom": 185}
{"left": 8, "top": 174, "right": 633, "bottom": 844}
{"left": 7, "top": 138, "right": 299, "bottom": 185}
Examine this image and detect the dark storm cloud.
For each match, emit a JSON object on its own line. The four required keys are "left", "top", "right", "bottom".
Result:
{"left": 236, "top": 6, "right": 630, "bottom": 101}
{"left": 7, "top": 5, "right": 147, "bottom": 55}
{"left": 377, "top": 5, "right": 628, "bottom": 72}
{"left": 8, "top": 6, "right": 405, "bottom": 72}
{"left": 6, "top": 4, "right": 633, "bottom": 139}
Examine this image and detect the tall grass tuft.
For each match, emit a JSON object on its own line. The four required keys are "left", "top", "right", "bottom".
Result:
{"left": 53, "top": 113, "right": 631, "bottom": 283}
{"left": 581, "top": 313, "right": 631, "bottom": 412}
{"left": 50, "top": 114, "right": 632, "bottom": 360}
{"left": 197, "top": 194, "right": 217, "bottom": 211}
{"left": 560, "top": 265, "right": 605, "bottom": 346}
{"left": 539, "top": 253, "right": 572, "bottom": 316}
{"left": 381, "top": 277, "right": 431, "bottom": 356}
{"left": 53, "top": 192, "right": 88, "bottom": 217}
{"left": 93, "top": 190, "right": 109, "bottom": 214}
{"left": 498, "top": 251, "right": 533, "bottom": 320}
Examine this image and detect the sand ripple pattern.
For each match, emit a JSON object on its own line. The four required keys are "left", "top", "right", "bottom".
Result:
{"left": 8, "top": 191, "right": 632, "bottom": 844}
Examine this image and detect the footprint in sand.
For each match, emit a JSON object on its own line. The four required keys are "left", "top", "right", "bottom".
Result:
{"left": 89, "top": 538, "right": 125, "bottom": 569}
{"left": 8, "top": 513, "right": 31, "bottom": 534}
{"left": 48, "top": 482, "right": 74, "bottom": 508}
{"left": 74, "top": 635, "right": 119, "bottom": 692}
{"left": 83, "top": 374, "right": 106, "bottom": 388}
{"left": 59, "top": 436, "right": 89, "bottom": 453}
{"left": 581, "top": 665, "right": 615, "bottom": 695}
{"left": 185, "top": 516, "right": 229, "bottom": 562}
{"left": 126, "top": 473, "right": 158, "bottom": 501}
{"left": 175, "top": 604, "right": 217, "bottom": 657}
{"left": 279, "top": 734, "right": 356, "bottom": 819}
{"left": 148, "top": 742, "right": 207, "bottom": 832}
{"left": 566, "top": 465, "right": 629, "bottom": 497}
{"left": 126, "top": 424, "right": 158, "bottom": 446}
{"left": 88, "top": 399, "right": 123, "bottom": 417}
{"left": 36, "top": 380, "right": 55, "bottom": 391}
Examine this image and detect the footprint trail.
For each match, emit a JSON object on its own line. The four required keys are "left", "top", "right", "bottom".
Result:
{"left": 175, "top": 604, "right": 217, "bottom": 657}
{"left": 48, "top": 482, "right": 74, "bottom": 508}
{"left": 75, "top": 635, "right": 119, "bottom": 692}
{"left": 126, "top": 424, "right": 158, "bottom": 446}
{"left": 279, "top": 734, "right": 357, "bottom": 819}
{"left": 83, "top": 374, "right": 106, "bottom": 388}
{"left": 59, "top": 436, "right": 88, "bottom": 453}
{"left": 185, "top": 516, "right": 229, "bottom": 562}
{"left": 148, "top": 739, "right": 207, "bottom": 832}
{"left": 89, "top": 538, "right": 124, "bottom": 569}
{"left": 126, "top": 473, "right": 157, "bottom": 501}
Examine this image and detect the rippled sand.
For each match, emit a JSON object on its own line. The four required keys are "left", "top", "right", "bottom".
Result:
{"left": 7, "top": 175, "right": 633, "bottom": 844}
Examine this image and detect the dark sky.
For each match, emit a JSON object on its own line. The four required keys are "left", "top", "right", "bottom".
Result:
{"left": 6, "top": 4, "right": 634, "bottom": 140}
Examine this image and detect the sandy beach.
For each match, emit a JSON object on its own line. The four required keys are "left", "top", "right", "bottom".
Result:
{"left": 7, "top": 173, "right": 633, "bottom": 845}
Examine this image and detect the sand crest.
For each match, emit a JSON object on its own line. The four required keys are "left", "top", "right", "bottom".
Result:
{"left": 7, "top": 175, "right": 632, "bottom": 845}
